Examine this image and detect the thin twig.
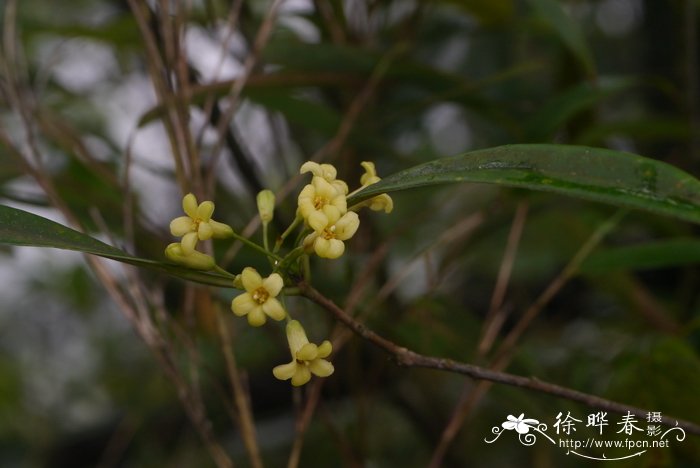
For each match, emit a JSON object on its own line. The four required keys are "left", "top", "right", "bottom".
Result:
{"left": 298, "top": 281, "right": 700, "bottom": 437}
{"left": 216, "top": 306, "right": 264, "bottom": 468}
{"left": 205, "top": 0, "right": 286, "bottom": 193}
{"left": 478, "top": 202, "right": 529, "bottom": 355}
{"left": 429, "top": 202, "right": 528, "bottom": 466}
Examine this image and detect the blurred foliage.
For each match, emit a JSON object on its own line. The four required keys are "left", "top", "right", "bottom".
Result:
{"left": 1, "top": 0, "right": 700, "bottom": 466}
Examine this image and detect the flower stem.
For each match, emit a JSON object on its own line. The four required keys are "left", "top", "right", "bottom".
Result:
{"left": 213, "top": 265, "right": 237, "bottom": 279}
{"left": 274, "top": 214, "right": 302, "bottom": 253}
{"left": 263, "top": 222, "right": 270, "bottom": 252}
{"left": 232, "top": 231, "right": 282, "bottom": 262}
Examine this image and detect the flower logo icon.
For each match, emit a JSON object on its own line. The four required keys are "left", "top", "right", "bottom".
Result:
{"left": 502, "top": 414, "right": 540, "bottom": 434}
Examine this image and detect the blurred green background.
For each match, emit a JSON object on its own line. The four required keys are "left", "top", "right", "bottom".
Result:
{"left": 1, "top": 0, "right": 700, "bottom": 466}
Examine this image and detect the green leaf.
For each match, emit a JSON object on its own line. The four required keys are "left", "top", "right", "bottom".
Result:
{"left": 348, "top": 144, "right": 700, "bottom": 225}
{"left": 527, "top": 0, "right": 595, "bottom": 76}
{"left": 581, "top": 238, "right": 700, "bottom": 273}
{"left": 0, "top": 205, "right": 234, "bottom": 288}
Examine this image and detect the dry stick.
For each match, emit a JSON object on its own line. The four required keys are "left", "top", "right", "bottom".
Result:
{"left": 492, "top": 210, "right": 626, "bottom": 365}
{"left": 216, "top": 307, "right": 264, "bottom": 468}
{"left": 286, "top": 380, "right": 325, "bottom": 468}
{"left": 127, "top": 0, "right": 188, "bottom": 192}
{"left": 205, "top": 0, "right": 286, "bottom": 194}
{"left": 298, "top": 282, "right": 700, "bottom": 437}
{"left": 166, "top": 0, "right": 204, "bottom": 196}
{"left": 194, "top": 0, "right": 245, "bottom": 149}
{"left": 429, "top": 202, "right": 529, "bottom": 467}
{"left": 312, "top": 0, "right": 347, "bottom": 44}
{"left": 1, "top": 15, "right": 233, "bottom": 468}
{"left": 428, "top": 210, "right": 635, "bottom": 467}
{"left": 478, "top": 202, "right": 529, "bottom": 355}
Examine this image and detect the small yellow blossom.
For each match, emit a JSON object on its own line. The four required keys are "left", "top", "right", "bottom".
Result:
{"left": 303, "top": 210, "right": 359, "bottom": 259}
{"left": 359, "top": 161, "right": 393, "bottom": 213}
{"left": 298, "top": 176, "right": 348, "bottom": 229}
{"left": 165, "top": 242, "right": 215, "bottom": 270}
{"left": 170, "top": 193, "right": 233, "bottom": 255}
{"left": 273, "top": 320, "right": 334, "bottom": 386}
{"left": 231, "top": 267, "right": 286, "bottom": 327}
{"left": 300, "top": 161, "right": 348, "bottom": 195}
{"left": 365, "top": 193, "right": 393, "bottom": 213}
{"left": 360, "top": 161, "right": 381, "bottom": 186}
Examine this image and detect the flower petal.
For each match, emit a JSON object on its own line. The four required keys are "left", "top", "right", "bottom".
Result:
{"left": 180, "top": 232, "right": 199, "bottom": 255}
{"left": 291, "top": 366, "right": 311, "bottom": 386}
{"left": 198, "top": 221, "right": 213, "bottom": 240}
{"left": 272, "top": 361, "right": 297, "bottom": 381}
{"left": 285, "top": 320, "right": 309, "bottom": 355}
{"left": 307, "top": 210, "right": 328, "bottom": 233}
{"left": 335, "top": 212, "right": 360, "bottom": 240}
{"left": 297, "top": 343, "right": 318, "bottom": 361}
{"left": 298, "top": 184, "right": 315, "bottom": 202}
{"left": 369, "top": 194, "right": 393, "bottom": 213}
{"left": 319, "top": 163, "right": 337, "bottom": 181}
{"left": 332, "top": 180, "right": 348, "bottom": 195}
{"left": 262, "top": 298, "right": 286, "bottom": 321}
{"left": 241, "top": 267, "right": 262, "bottom": 292}
{"left": 183, "top": 193, "right": 198, "bottom": 218}
{"left": 209, "top": 219, "right": 234, "bottom": 238}
{"left": 197, "top": 201, "right": 215, "bottom": 221}
{"left": 309, "top": 358, "right": 334, "bottom": 378}
{"left": 231, "top": 293, "right": 256, "bottom": 316}
{"left": 313, "top": 176, "right": 336, "bottom": 199}
{"left": 170, "top": 216, "right": 194, "bottom": 236}
{"left": 300, "top": 161, "right": 322, "bottom": 176}
{"left": 313, "top": 237, "right": 331, "bottom": 257}
{"left": 319, "top": 239, "right": 344, "bottom": 259}
{"left": 360, "top": 161, "right": 377, "bottom": 186}
{"left": 317, "top": 340, "right": 332, "bottom": 358}
{"left": 322, "top": 204, "right": 342, "bottom": 224}
{"left": 262, "top": 273, "right": 284, "bottom": 297}
{"left": 247, "top": 306, "right": 266, "bottom": 327}
{"left": 330, "top": 194, "right": 347, "bottom": 213}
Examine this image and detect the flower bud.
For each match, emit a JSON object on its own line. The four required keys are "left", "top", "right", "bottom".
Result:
{"left": 165, "top": 243, "right": 215, "bottom": 270}
{"left": 256, "top": 189, "right": 275, "bottom": 224}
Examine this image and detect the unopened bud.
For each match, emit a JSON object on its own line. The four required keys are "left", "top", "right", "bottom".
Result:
{"left": 165, "top": 243, "right": 215, "bottom": 270}
{"left": 257, "top": 189, "right": 275, "bottom": 224}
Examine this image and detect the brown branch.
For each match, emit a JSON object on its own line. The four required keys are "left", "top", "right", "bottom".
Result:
{"left": 298, "top": 282, "right": 700, "bottom": 437}
{"left": 216, "top": 308, "right": 264, "bottom": 468}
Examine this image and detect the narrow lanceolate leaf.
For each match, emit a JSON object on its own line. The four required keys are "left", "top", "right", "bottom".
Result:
{"left": 0, "top": 205, "right": 234, "bottom": 288}
{"left": 348, "top": 144, "right": 700, "bottom": 225}
{"left": 580, "top": 238, "right": 700, "bottom": 273}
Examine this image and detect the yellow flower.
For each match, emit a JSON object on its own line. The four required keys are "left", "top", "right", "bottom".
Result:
{"left": 170, "top": 193, "right": 233, "bottom": 255}
{"left": 365, "top": 193, "right": 393, "bottom": 213}
{"left": 273, "top": 320, "right": 334, "bottom": 386}
{"left": 303, "top": 210, "right": 359, "bottom": 259}
{"left": 231, "top": 267, "right": 286, "bottom": 327}
{"left": 359, "top": 161, "right": 393, "bottom": 213}
{"left": 300, "top": 161, "right": 348, "bottom": 195}
{"left": 298, "top": 176, "right": 348, "bottom": 229}
{"left": 360, "top": 161, "right": 381, "bottom": 186}
{"left": 165, "top": 243, "right": 215, "bottom": 270}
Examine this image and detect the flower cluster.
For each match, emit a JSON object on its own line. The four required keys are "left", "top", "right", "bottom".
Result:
{"left": 165, "top": 160, "right": 392, "bottom": 386}
{"left": 298, "top": 161, "right": 392, "bottom": 259}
